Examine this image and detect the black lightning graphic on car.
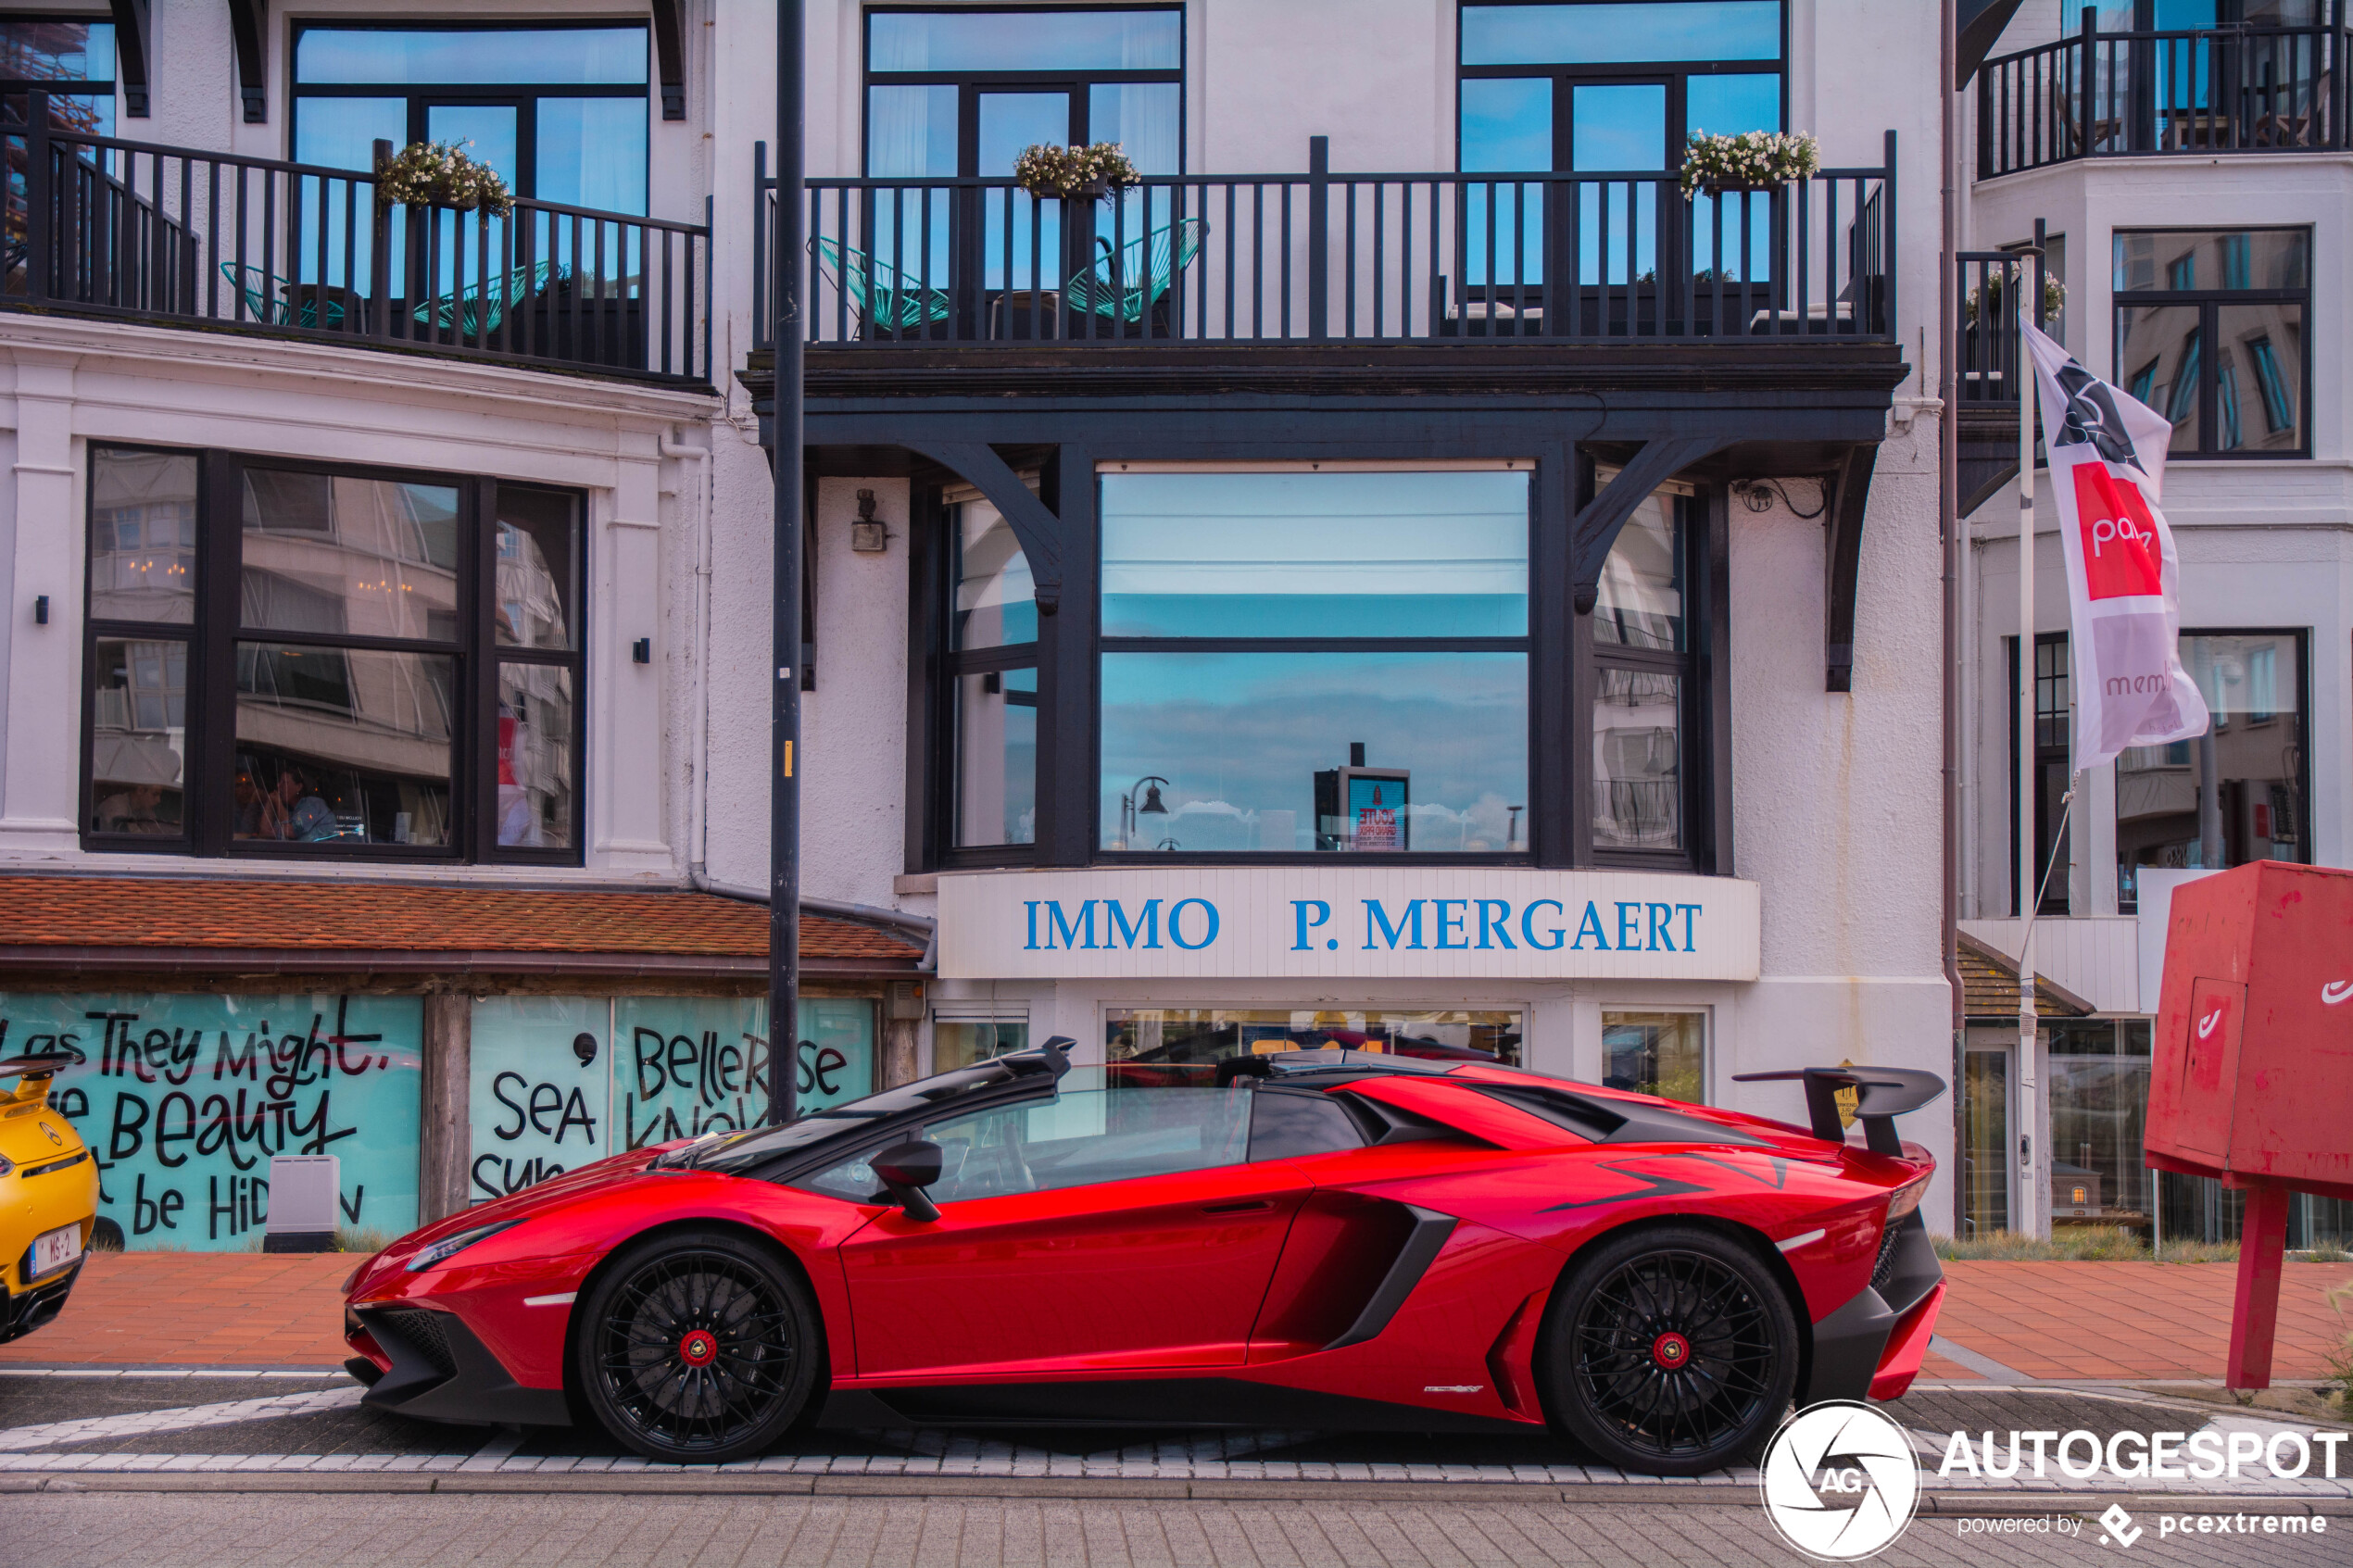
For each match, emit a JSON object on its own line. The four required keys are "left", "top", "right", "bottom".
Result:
{"left": 1541, "top": 1164, "right": 1711, "bottom": 1211}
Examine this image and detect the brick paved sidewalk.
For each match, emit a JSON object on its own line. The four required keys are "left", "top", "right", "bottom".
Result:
{"left": 6, "top": 1253, "right": 2350, "bottom": 1383}
{"left": 0, "top": 1254, "right": 354, "bottom": 1368}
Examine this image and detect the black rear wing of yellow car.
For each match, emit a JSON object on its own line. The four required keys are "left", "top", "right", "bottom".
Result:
{"left": 0, "top": 1047, "right": 83, "bottom": 1111}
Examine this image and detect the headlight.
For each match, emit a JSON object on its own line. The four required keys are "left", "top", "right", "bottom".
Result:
{"left": 0, "top": 1153, "right": 13, "bottom": 1177}
{"left": 1885, "top": 1176, "right": 1929, "bottom": 1223}
{"left": 404, "top": 1219, "right": 521, "bottom": 1273}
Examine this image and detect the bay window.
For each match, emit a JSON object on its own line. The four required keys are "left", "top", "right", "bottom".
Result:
{"left": 83, "top": 445, "right": 585, "bottom": 862}
{"left": 918, "top": 457, "right": 1725, "bottom": 872}
{"left": 2114, "top": 228, "right": 2308, "bottom": 458}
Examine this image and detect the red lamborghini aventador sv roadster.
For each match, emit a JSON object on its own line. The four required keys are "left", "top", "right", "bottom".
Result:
{"left": 343, "top": 1043, "right": 1946, "bottom": 1476}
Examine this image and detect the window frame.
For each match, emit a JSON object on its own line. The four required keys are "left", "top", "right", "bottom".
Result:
{"left": 287, "top": 19, "right": 652, "bottom": 205}
{"left": 1598, "top": 1005, "right": 1711, "bottom": 1103}
{"left": 2111, "top": 226, "right": 2312, "bottom": 460}
{"left": 1455, "top": 1, "right": 1792, "bottom": 172}
{"left": 861, "top": 4, "right": 1187, "bottom": 181}
{"left": 909, "top": 454, "right": 1731, "bottom": 875}
{"left": 79, "top": 443, "right": 589, "bottom": 865}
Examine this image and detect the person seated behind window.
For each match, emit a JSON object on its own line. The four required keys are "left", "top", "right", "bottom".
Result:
{"left": 257, "top": 767, "right": 345, "bottom": 842}
{"left": 94, "top": 781, "right": 172, "bottom": 834}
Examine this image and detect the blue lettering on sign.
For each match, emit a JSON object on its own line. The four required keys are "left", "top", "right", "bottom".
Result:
{"left": 1617, "top": 901, "right": 1644, "bottom": 950}
{"left": 1478, "top": 899, "right": 1516, "bottom": 950}
{"left": 1364, "top": 898, "right": 1426, "bottom": 950}
{"left": 1167, "top": 898, "right": 1220, "bottom": 949}
{"left": 1678, "top": 903, "right": 1703, "bottom": 950}
{"left": 1432, "top": 899, "right": 1470, "bottom": 949}
{"left": 1290, "top": 900, "right": 1334, "bottom": 951}
{"left": 1573, "top": 901, "right": 1611, "bottom": 950}
{"left": 1105, "top": 898, "right": 1163, "bottom": 949}
{"left": 1521, "top": 899, "right": 1566, "bottom": 951}
{"left": 1049, "top": 900, "right": 1099, "bottom": 951}
{"left": 1649, "top": 903, "right": 1676, "bottom": 952}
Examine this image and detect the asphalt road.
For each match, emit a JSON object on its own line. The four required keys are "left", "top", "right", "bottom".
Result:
{"left": 7, "top": 1490, "right": 2348, "bottom": 1568}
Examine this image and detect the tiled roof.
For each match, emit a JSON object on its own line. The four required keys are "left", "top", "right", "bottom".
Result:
{"left": 0, "top": 876, "right": 924, "bottom": 969}
{"left": 1957, "top": 931, "right": 2095, "bottom": 1020}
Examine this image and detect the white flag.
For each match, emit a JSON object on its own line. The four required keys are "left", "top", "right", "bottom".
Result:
{"left": 2022, "top": 316, "right": 2209, "bottom": 773}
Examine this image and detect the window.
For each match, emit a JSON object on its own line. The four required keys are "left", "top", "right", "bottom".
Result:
{"left": 82, "top": 445, "right": 585, "bottom": 861}
{"left": 864, "top": 7, "right": 1183, "bottom": 294}
{"left": 291, "top": 24, "right": 649, "bottom": 211}
{"left": 932, "top": 1013, "right": 1028, "bottom": 1074}
{"left": 1098, "top": 469, "right": 1529, "bottom": 856}
{"left": 1106, "top": 1008, "right": 1524, "bottom": 1079}
{"left": 2114, "top": 229, "right": 2308, "bottom": 457}
{"left": 946, "top": 490, "right": 1038, "bottom": 850}
{"left": 2045, "top": 1019, "right": 2151, "bottom": 1234}
{"left": 1458, "top": 2, "right": 1785, "bottom": 289}
{"left": 1600, "top": 1009, "right": 1705, "bottom": 1101}
{"left": 2116, "top": 632, "right": 2307, "bottom": 907}
{"left": 1591, "top": 484, "right": 1695, "bottom": 856}
{"left": 0, "top": 17, "right": 114, "bottom": 137}
{"left": 2008, "top": 633, "right": 2072, "bottom": 915}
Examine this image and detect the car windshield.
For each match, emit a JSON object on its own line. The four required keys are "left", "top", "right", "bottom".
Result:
{"left": 682, "top": 1054, "right": 1048, "bottom": 1173}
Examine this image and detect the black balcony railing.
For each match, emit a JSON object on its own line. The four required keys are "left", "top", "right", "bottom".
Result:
{"left": 4, "top": 96, "right": 713, "bottom": 388}
{"left": 1981, "top": 9, "right": 2350, "bottom": 177}
{"left": 1956, "top": 249, "right": 2042, "bottom": 409}
{"left": 755, "top": 133, "right": 1896, "bottom": 350}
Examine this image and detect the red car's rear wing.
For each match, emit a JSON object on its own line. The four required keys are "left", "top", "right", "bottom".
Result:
{"left": 1730, "top": 1066, "right": 1944, "bottom": 1156}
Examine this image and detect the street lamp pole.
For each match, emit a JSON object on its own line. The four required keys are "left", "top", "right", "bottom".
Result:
{"left": 769, "top": 0, "right": 806, "bottom": 1126}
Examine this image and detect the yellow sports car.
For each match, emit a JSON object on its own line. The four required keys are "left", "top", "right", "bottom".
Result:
{"left": 2, "top": 1044, "right": 97, "bottom": 1342}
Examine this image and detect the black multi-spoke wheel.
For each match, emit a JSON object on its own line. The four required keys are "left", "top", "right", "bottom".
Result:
{"left": 1539, "top": 1225, "right": 1797, "bottom": 1476}
{"left": 575, "top": 1229, "right": 820, "bottom": 1463}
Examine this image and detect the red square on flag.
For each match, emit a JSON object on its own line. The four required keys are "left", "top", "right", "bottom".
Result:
{"left": 2072, "top": 463, "right": 2164, "bottom": 599}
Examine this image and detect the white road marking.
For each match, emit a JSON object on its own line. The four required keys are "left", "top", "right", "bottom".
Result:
{"left": 0, "top": 1386, "right": 366, "bottom": 1451}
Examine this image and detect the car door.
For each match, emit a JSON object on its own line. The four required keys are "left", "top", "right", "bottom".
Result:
{"left": 831, "top": 1084, "right": 1311, "bottom": 1379}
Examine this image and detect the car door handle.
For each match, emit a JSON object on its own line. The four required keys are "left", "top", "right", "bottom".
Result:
{"left": 1200, "top": 1199, "right": 1275, "bottom": 1215}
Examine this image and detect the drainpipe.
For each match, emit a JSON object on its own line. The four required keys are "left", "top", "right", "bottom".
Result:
{"left": 686, "top": 862, "right": 937, "bottom": 972}
{"left": 1940, "top": 0, "right": 1969, "bottom": 1236}
{"left": 664, "top": 429, "right": 713, "bottom": 890}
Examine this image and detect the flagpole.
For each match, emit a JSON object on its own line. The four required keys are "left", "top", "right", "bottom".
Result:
{"left": 2016, "top": 245, "right": 2045, "bottom": 1242}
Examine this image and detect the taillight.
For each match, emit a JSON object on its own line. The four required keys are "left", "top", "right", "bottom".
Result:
{"left": 1884, "top": 1174, "right": 1929, "bottom": 1223}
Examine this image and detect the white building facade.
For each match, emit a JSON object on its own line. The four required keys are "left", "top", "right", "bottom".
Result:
{"left": 1, "top": 0, "right": 1961, "bottom": 1241}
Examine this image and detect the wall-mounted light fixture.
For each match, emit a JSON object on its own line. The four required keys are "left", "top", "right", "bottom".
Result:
{"left": 33, "top": 596, "right": 48, "bottom": 625}
{"left": 851, "top": 488, "right": 889, "bottom": 553}
{"left": 632, "top": 638, "right": 651, "bottom": 664}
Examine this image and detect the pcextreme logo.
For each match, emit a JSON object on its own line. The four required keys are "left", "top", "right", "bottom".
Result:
{"left": 1759, "top": 1401, "right": 1921, "bottom": 1561}
{"left": 2099, "top": 1504, "right": 2144, "bottom": 1548}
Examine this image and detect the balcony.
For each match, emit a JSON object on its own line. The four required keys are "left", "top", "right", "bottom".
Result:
{"left": 753, "top": 135, "right": 1897, "bottom": 357}
{"left": 4, "top": 100, "right": 714, "bottom": 390}
{"left": 1980, "top": 16, "right": 2349, "bottom": 178}
{"left": 1953, "top": 249, "right": 2042, "bottom": 513}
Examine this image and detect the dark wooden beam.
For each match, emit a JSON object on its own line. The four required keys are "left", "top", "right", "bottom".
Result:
{"left": 1569, "top": 437, "right": 1730, "bottom": 613}
{"left": 225, "top": 0, "right": 267, "bottom": 123}
{"left": 108, "top": 0, "right": 150, "bottom": 117}
{"left": 901, "top": 439, "right": 1065, "bottom": 613}
{"left": 650, "top": 0, "right": 686, "bottom": 120}
{"left": 1824, "top": 444, "right": 1879, "bottom": 693}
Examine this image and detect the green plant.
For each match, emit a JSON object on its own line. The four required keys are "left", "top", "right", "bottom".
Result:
{"left": 376, "top": 140, "right": 513, "bottom": 216}
{"left": 1964, "top": 270, "right": 2068, "bottom": 326}
{"left": 336, "top": 1224, "right": 395, "bottom": 1254}
{"left": 1012, "top": 141, "right": 1140, "bottom": 200}
{"left": 1679, "top": 130, "right": 1819, "bottom": 198}
{"left": 2328, "top": 1281, "right": 2353, "bottom": 1411}
{"left": 1934, "top": 1226, "right": 2176, "bottom": 1261}
{"left": 2301, "top": 1240, "right": 2353, "bottom": 1263}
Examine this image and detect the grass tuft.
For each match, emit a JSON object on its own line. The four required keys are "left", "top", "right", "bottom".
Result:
{"left": 335, "top": 1225, "right": 395, "bottom": 1255}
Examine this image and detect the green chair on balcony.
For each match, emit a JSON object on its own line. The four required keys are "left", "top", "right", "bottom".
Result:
{"left": 412, "top": 258, "right": 563, "bottom": 340}
{"left": 1063, "top": 218, "right": 1207, "bottom": 329}
{"left": 218, "top": 263, "right": 348, "bottom": 330}
{"left": 810, "top": 236, "right": 951, "bottom": 336}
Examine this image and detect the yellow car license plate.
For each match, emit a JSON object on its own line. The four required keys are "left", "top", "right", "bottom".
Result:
{"left": 30, "top": 1223, "right": 81, "bottom": 1280}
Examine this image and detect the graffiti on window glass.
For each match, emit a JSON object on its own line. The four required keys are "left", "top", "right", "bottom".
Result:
{"left": 4, "top": 993, "right": 421, "bottom": 1249}
{"left": 614, "top": 997, "right": 875, "bottom": 1151}
{"left": 468, "top": 995, "right": 608, "bottom": 1202}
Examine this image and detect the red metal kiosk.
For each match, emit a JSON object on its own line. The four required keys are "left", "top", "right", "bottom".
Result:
{"left": 2148, "top": 860, "right": 2353, "bottom": 1389}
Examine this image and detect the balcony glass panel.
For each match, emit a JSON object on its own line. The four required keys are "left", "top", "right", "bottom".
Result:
{"left": 1099, "top": 652, "right": 1529, "bottom": 853}
{"left": 295, "top": 27, "right": 648, "bottom": 86}
{"left": 92, "top": 449, "right": 198, "bottom": 625}
{"left": 1461, "top": 3, "right": 1780, "bottom": 66}
{"left": 1100, "top": 471, "right": 1529, "bottom": 638}
{"left": 867, "top": 10, "right": 1181, "bottom": 73}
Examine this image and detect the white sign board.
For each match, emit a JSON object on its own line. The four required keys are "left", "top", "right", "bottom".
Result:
{"left": 937, "top": 868, "right": 1761, "bottom": 982}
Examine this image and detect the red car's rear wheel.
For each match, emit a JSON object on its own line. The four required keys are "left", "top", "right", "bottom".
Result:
{"left": 577, "top": 1228, "right": 821, "bottom": 1463}
{"left": 1540, "top": 1225, "right": 1798, "bottom": 1476}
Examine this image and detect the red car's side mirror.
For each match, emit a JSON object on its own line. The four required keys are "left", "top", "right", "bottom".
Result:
{"left": 870, "top": 1139, "right": 944, "bottom": 1223}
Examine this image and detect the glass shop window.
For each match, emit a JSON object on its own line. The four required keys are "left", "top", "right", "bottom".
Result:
{"left": 1104, "top": 1008, "right": 1525, "bottom": 1086}
{"left": 1600, "top": 1009, "right": 1705, "bottom": 1102}
{"left": 1096, "top": 468, "right": 1530, "bottom": 855}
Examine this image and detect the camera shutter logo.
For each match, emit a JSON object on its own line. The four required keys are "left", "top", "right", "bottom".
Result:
{"left": 1758, "top": 1401, "right": 1921, "bottom": 1561}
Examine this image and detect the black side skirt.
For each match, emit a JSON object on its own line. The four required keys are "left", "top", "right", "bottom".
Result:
{"left": 819, "top": 1377, "right": 1527, "bottom": 1435}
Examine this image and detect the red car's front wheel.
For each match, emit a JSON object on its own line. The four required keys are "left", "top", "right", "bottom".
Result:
{"left": 577, "top": 1228, "right": 822, "bottom": 1463}
{"left": 1540, "top": 1225, "right": 1798, "bottom": 1476}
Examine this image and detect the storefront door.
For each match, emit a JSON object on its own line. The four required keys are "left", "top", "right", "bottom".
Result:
{"left": 1962, "top": 1037, "right": 2013, "bottom": 1237}
{"left": 836, "top": 1087, "right": 1311, "bottom": 1377}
